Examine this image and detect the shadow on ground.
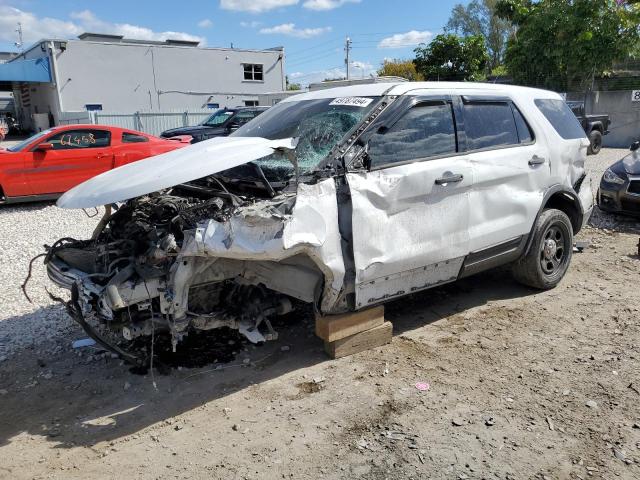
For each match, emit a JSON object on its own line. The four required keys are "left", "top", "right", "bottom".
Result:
{"left": 0, "top": 267, "right": 536, "bottom": 449}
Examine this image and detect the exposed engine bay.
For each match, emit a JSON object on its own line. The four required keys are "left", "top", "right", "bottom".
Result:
{"left": 44, "top": 170, "right": 347, "bottom": 364}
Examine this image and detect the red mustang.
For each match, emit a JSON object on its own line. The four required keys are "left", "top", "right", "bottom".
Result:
{"left": 0, "top": 125, "right": 190, "bottom": 204}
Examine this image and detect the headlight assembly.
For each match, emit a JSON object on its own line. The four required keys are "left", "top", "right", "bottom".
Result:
{"left": 603, "top": 168, "right": 625, "bottom": 185}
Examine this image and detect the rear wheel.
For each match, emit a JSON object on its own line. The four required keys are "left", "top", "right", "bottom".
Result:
{"left": 512, "top": 209, "right": 573, "bottom": 289}
{"left": 588, "top": 130, "right": 602, "bottom": 155}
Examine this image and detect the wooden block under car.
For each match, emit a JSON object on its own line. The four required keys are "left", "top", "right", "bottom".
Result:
{"left": 324, "top": 321, "right": 393, "bottom": 359}
{"left": 315, "top": 305, "right": 385, "bottom": 342}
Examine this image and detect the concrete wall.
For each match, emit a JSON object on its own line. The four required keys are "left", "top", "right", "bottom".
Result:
{"left": 569, "top": 90, "right": 640, "bottom": 148}
{"left": 54, "top": 40, "right": 284, "bottom": 112}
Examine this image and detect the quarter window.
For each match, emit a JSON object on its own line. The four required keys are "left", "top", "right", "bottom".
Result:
{"left": 368, "top": 102, "right": 457, "bottom": 167}
{"left": 512, "top": 105, "right": 534, "bottom": 143}
{"left": 534, "top": 98, "right": 586, "bottom": 140}
{"left": 463, "top": 102, "right": 519, "bottom": 150}
{"left": 122, "top": 132, "right": 149, "bottom": 143}
{"left": 243, "top": 64, "right": 263, "bottom": 81}
{"left": 46, "top": 130, "right": 111, "bottom": 150}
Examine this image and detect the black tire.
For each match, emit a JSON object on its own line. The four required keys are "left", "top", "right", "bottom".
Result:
{"left": 588, "top": 130, "right": 602, "bottom": 155}
{"left": 512, "top": 209, "right": 573, "bottom": 290}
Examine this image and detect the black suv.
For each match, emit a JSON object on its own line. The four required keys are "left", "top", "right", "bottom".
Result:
{"left": 160, "top": 107, "right": 269, "bottom": 143}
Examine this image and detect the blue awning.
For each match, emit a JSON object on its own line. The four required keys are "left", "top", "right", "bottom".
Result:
{"left": 0, "top": 57, "right": 51, "bottom": 83}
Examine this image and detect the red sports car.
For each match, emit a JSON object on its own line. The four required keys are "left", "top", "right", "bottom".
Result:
{"left": 0, "top": 125, "right": 190, "bottom": 204}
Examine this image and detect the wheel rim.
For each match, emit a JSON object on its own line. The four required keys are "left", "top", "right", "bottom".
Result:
{"left": 592, "top": 135, "right": 601, "bottom": 151}
{"left": 539, "top": 224, "right": 566, "bottom": 275}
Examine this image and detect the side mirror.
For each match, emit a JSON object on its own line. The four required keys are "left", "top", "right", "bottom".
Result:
{"left": 630, "top": 141, "right": 640, "bottom": 152}
{"left": 37, "top": 142, "right": 53, "bottom": 151}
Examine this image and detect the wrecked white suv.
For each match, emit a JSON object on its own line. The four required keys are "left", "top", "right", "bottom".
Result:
{"left": 45, "top": 83, "right": 594, "bottom": 363}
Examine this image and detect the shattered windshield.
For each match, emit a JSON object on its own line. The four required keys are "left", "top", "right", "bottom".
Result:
{"left": 232, "top": 97, "right": 380, "bottom": 181}
{"left": 201, "top": 110, "right": 234, "bottom": 127}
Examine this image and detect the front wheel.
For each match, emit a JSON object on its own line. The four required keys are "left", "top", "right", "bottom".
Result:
{"left": 588, "top": 130, "right": 602, "bottom": 155}
{"left": 512, "top": 209, "right": 573, "bottom": 289}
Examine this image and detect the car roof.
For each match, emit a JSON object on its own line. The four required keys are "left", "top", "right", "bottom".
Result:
{"left": 281, "top": 82, "right": 562, "bottom": 103}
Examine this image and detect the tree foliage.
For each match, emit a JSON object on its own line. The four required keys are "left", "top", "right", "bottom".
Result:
{"left": 413, "top": 34, "right": 489, "bottom": 81}
{"left": 446, "top": 0, "right": 513, "bottom": 69}
{"left": 378, "top": 59, "right": 424, "bottom": 81}
{"left": 495, "top": 0, "right": 640, "bottom": 91}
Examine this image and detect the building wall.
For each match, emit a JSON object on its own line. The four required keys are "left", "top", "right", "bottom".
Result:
{"left": 54, "top": 40, "right": 284, "bottom": 112}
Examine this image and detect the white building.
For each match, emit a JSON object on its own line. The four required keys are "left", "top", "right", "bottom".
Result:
{"left": 0, "top": 33, "right": 286, "bottom": 131}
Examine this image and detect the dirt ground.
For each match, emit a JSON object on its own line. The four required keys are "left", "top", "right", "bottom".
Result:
{"left": 0, "top": 148, "right": 639, "bottom": 480}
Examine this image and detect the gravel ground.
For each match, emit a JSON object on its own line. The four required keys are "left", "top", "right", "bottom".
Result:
{"left": 0, "top": 147, "right": 638, "bottom": 480}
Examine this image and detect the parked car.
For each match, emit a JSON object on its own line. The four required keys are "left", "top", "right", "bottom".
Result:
{"left": 160, "top": 107, "right": 269, "bottom": 143}
{"left": 0, "top": 125, "right": 190, "bottom": 204}
{"left": 566, "top": 101, "right": 610, "bottom": 155}
{"left": 597, "top": 140, "right": 640, "bottom": 216}
{"left": 45, "top": 83, "right": 594, "bottom": 363}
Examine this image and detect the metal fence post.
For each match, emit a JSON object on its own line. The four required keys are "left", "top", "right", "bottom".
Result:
{"left": 183, "top": 111, "right": 189, "bottom": 127}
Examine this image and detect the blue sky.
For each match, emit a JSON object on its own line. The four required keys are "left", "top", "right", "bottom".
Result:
{"left": 0, "top": 0, "right": 462, "bottom": 85}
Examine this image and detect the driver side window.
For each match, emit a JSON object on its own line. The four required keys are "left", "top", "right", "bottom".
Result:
{"left": 46, "top": 130, "right": 111, "bottom": 150}
{"left": 368, "top": 102, "right": 457, "bottom": 168}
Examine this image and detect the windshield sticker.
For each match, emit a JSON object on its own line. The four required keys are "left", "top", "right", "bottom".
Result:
{"left": 329, "top": 97, "right": 374, "bottom": 108}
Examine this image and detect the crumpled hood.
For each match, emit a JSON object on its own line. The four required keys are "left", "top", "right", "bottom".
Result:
{"left": 57, "top": 136, "right": 295, "bottom": 209}
{"left": 621, "top": 150, "right": 640, "bottom": 175}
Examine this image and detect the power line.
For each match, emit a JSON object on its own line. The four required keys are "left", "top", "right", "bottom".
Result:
{"left": 287, "top": 50, "right": 341, "bottom": 67}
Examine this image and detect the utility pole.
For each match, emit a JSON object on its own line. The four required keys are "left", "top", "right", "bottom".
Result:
{"left": 15, "top": 22, "right": 23, "bottom": 51}
{"left": 344, "top": 36, "right": 352, "bottom": 80}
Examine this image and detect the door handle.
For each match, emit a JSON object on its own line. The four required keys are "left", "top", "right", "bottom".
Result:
{"left": 528, "top": 155, "right": 546, "bottom": 166}
{"left": 96, "top": 152, "right": 109, "bottom": 159}
{"left": 435, "top": 173, "right": 464, "bottom": 185}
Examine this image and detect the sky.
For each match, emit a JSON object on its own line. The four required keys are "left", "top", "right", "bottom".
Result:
{"left": 0, "top": 0, "right": 463, "bottom": 85}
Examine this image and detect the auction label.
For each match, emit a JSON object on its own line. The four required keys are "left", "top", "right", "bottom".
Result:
{"left": 329, "top": 97, "right": 374, "bottom": 107}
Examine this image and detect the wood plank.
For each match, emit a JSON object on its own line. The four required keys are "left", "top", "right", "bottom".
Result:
{"left": 324, "top": 321, "right": 393, "bottom": 359}
{"left": 315, "top": 305, "right": 385, "bottom": 343}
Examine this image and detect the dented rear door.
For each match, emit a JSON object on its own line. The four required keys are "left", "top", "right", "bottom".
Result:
{"left": 347, "top": 97, "right": 472, "bottom": 309}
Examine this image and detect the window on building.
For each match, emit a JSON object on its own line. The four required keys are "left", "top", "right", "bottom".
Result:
{"left": 368, "top": 102, "right": 457, "bottom": 168}
{"left": 534, "top": 98, "right": 586, "bottom": 140}
{"left": 47, "top": 129, "right": 111, "bottom": 150}
{"left": 85, "top": 104, "right": 103, "bottom": 111}
{"left": 243, "top": 64, "right": 264, "bottom": 81}
{"left": 206, "top": 103, "right": 220, "bottom": 109}
{"left": 122, "top": 132, "right": 149, "bottom": 143}
{"left": 463, "top": 102, "right": 519, "bottom": 150}
{"left": 244, "top": 100, "right": 259, "bottom": 107}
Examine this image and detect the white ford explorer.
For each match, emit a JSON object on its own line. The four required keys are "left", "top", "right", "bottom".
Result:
{"left": 45, "top": 82, "right": 594, "bottom": 359}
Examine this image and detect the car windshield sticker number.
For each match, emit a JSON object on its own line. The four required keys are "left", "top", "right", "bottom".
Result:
{"left": 329, "top": 97, "right": 374, "bottom": 108}
{"left": 632, "top": 90, "right": 640, "bottom": 102}
{"left": 60, "top": 133, "right": 97, "bottom": 147}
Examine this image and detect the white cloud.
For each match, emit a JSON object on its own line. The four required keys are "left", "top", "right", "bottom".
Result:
{"left": 220, "top": 0, "right": 299, "bottom": 13}
{"left": 198, "top": 19, "right": 213, "bottom": 28}
{"left": 289, "top": 59, "right": 376, "bottom": 85}
{"left": 378, "top": 30, "right": 433, "bottom": 49}
{"left": 240, "top": 21, "right": 262, "bottom": 28}
{"left": 303, "top": 0, "right": 360, "bottom": 10}
{"left": 260, "top": 23, "right": 331, "bottom": 39}
{"left": 0, "top": 6, "right": 204, "bottom": 46}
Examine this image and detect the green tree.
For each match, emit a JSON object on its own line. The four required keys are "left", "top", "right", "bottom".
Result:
{"left": 413, "top": 34, "right": 489, "bottom": 81}
{"left": 446, "top": 0, "right": 513, "bottom": 70}
{"left": 495, "top": 0, "right": 640, "bottom": 91}
{"left": 287, "top": 83, "right": 301, "bottom": 91}
{"left": 378, "top": 59, "right": 424, "bottom": 81}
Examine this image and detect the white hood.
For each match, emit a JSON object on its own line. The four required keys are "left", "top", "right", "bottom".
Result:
{"left": 57, "top": 136, "right": 296, "bottom": 209}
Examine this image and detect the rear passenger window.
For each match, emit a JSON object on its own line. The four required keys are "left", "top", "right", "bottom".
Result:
{"left": 122, "top": 132, "right": 149, "bottom": 143}
{"left": 534, "top": 99, "right": 586, "bottom": 140}
{"left": 368, "top": 102, "right": 457, "bottom": 167}
{"left": 464, "top": 102, "right": 519, "bottom": 150}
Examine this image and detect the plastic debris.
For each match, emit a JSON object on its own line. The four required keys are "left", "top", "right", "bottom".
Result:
{"left": 415, "top": 382, "right": 430, "bottom": 391}
{"left": 72, "top": 338, "right": 97, "bottom": 349}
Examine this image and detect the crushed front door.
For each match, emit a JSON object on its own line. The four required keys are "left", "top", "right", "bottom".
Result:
{"left": 346, "top": 97, "right": 472, "bottom": 309}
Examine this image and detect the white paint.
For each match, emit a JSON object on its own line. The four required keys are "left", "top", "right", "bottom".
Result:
{"left": 57, "top": 136, "right": 296, "bottom": 208}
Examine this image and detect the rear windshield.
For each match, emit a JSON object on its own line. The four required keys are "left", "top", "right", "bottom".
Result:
{"left": 534, "top": 99, "right": 586, "bottom": 140}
